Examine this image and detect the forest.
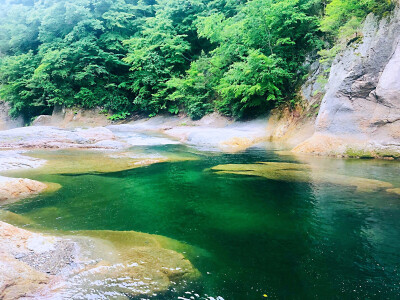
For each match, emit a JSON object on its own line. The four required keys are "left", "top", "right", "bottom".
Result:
{"left": 0, "top": 0, "right": 395, "bottom": 121}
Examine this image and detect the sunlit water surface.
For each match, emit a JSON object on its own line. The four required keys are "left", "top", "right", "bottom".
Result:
{"left": 2, "top": 142, "right": 400, "bottom": 299}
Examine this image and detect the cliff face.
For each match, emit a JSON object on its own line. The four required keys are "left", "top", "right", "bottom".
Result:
{"left": 0, "top": 102, "right": 23, "bottom": 130}
{"left": 293, "top": 8, "right": 400, "bottom": 158}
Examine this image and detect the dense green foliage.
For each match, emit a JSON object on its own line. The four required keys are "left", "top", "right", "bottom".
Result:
{"left": 321, "top": 0, "right": 395, "bottom": 38}
{"left": 318, "top": 0, "right": 395, "bottom": 74}
{"left": 0, "top": 0, "right": 396, "bottom": 120}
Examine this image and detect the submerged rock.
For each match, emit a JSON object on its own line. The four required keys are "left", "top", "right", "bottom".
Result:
{"left": 211, "top": 162, "right": 396, "bottom": 193}
{"left": 0, "top": 221, "right": 200, "bottom": 299}
{"left": 14, "top": 149, "right": 195, "bottom": 175}
{"left": 387, "top": 188, "right": 400, "bottom": 196}
{"left": 0, "top": 210, "right": 38, "bottom": 228}
{"left": 0, "top": 146, "right": 200, "bottom": 298}
{"left": 59, "top": 230, "right": 200, "bottom": 299}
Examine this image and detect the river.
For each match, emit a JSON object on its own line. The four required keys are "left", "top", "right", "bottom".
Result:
{"left": 2, "top": 139, "right": 400, "bottom": 299}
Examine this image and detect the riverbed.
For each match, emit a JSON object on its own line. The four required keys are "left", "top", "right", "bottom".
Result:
{"left": 1, "top": 136, "right": 400, "bottom": 299}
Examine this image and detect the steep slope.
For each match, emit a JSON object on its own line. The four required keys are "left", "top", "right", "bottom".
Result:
{"left": 293, "top": 8, "right": 400, "bottom": 158}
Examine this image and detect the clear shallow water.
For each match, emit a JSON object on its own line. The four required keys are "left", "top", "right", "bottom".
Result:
{"left": 3, "top": 144, "right": 400, "bottom": 299}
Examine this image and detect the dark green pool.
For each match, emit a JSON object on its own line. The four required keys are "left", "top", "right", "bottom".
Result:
{"left": 3, "top": 144, "right": 400, "bottom": 299}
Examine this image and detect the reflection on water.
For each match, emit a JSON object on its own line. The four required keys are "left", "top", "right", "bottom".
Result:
{"left": 2, "top": 144, "right": 400, "bottom": 299}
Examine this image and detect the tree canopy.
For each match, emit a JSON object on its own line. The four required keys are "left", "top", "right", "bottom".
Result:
{"left": 0, "top": 0, "right": 395, "bottom": 120}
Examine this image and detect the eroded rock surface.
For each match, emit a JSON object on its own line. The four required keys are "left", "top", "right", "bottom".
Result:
{"left": 4, "top": 110, "right": 268, "bottom": 153}
{"left": 0, "top": 126, "right": 121, "bottom": 149}
{"left": 162, "top": 119, "right": 268, "bottom": 152}
{"left": 32, "top": 106, "right": 111, "bottom": 128}
{"left": 106, "top": 114, "right": 268, "bottom": 152}
{"left": 0, "top": 151, "right": 60, "bottom": 204}
{"left": 265, "top": 105, "right": 317, "bottom": 148}
{"left": 0, "top": 176, "right": 50, "bottom": 204}
{"left": 294, "top": 9, "right": 400, "bottom": 158}
{"left": 0, "top": 150, "right": 46, "bottom": 172}
{"left": 0, "top": 221, "right": 200, "bottom": 299}
{"left": 0, "top": 102, "right": 24, "bottom": 130}
{"left": 0, "top": 221, "right": 56, "bottom": 300}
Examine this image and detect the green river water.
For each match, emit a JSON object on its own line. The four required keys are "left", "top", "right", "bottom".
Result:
{"left": 2, "top": 143, "right": 400, "bottom": 299}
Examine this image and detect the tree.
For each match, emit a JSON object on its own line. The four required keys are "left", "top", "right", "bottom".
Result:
{"left": 1, "top": 0, "right": 391, "bottom": 121}
{"left": 169, "top": 0, "right": 322, "bottom": 118}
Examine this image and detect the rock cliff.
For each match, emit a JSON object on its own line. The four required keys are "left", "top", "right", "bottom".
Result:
{"left": 293, "top": 7, "right": 400, "bottom": 158}
{"left": 0, "top": 102, "right": 23, "bottom": 130}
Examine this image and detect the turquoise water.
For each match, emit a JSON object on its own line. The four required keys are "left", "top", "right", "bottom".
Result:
{"left": 3, "top": 144, "right": 400, "bottom": 299}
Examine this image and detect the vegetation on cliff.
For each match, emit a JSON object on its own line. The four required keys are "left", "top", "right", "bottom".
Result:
{"left": 0, "top": 0, "right": 395, "bottom": 120}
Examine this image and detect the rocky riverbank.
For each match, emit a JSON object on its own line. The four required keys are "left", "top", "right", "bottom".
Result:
{"left": 0, "top": 112, "right": 271, "bottom": 153}
{"left": 0, "top": 150, "right": 60, "bottom": 204}
{"left": 0, "top": 221, "right": 73, "bottom": 299}
{"left": 0, "top": 149, "right": 200, "bottom": 299}
{"left": 0, "top": 126, "right": 124, "bottom": 149}
{"left": 0, "top": 220, "right": 200, "bottom": 299}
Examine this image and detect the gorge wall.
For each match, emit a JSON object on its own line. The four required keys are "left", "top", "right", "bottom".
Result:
{"left": 289, "top": 7, "right": 400, "bottom": 158}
